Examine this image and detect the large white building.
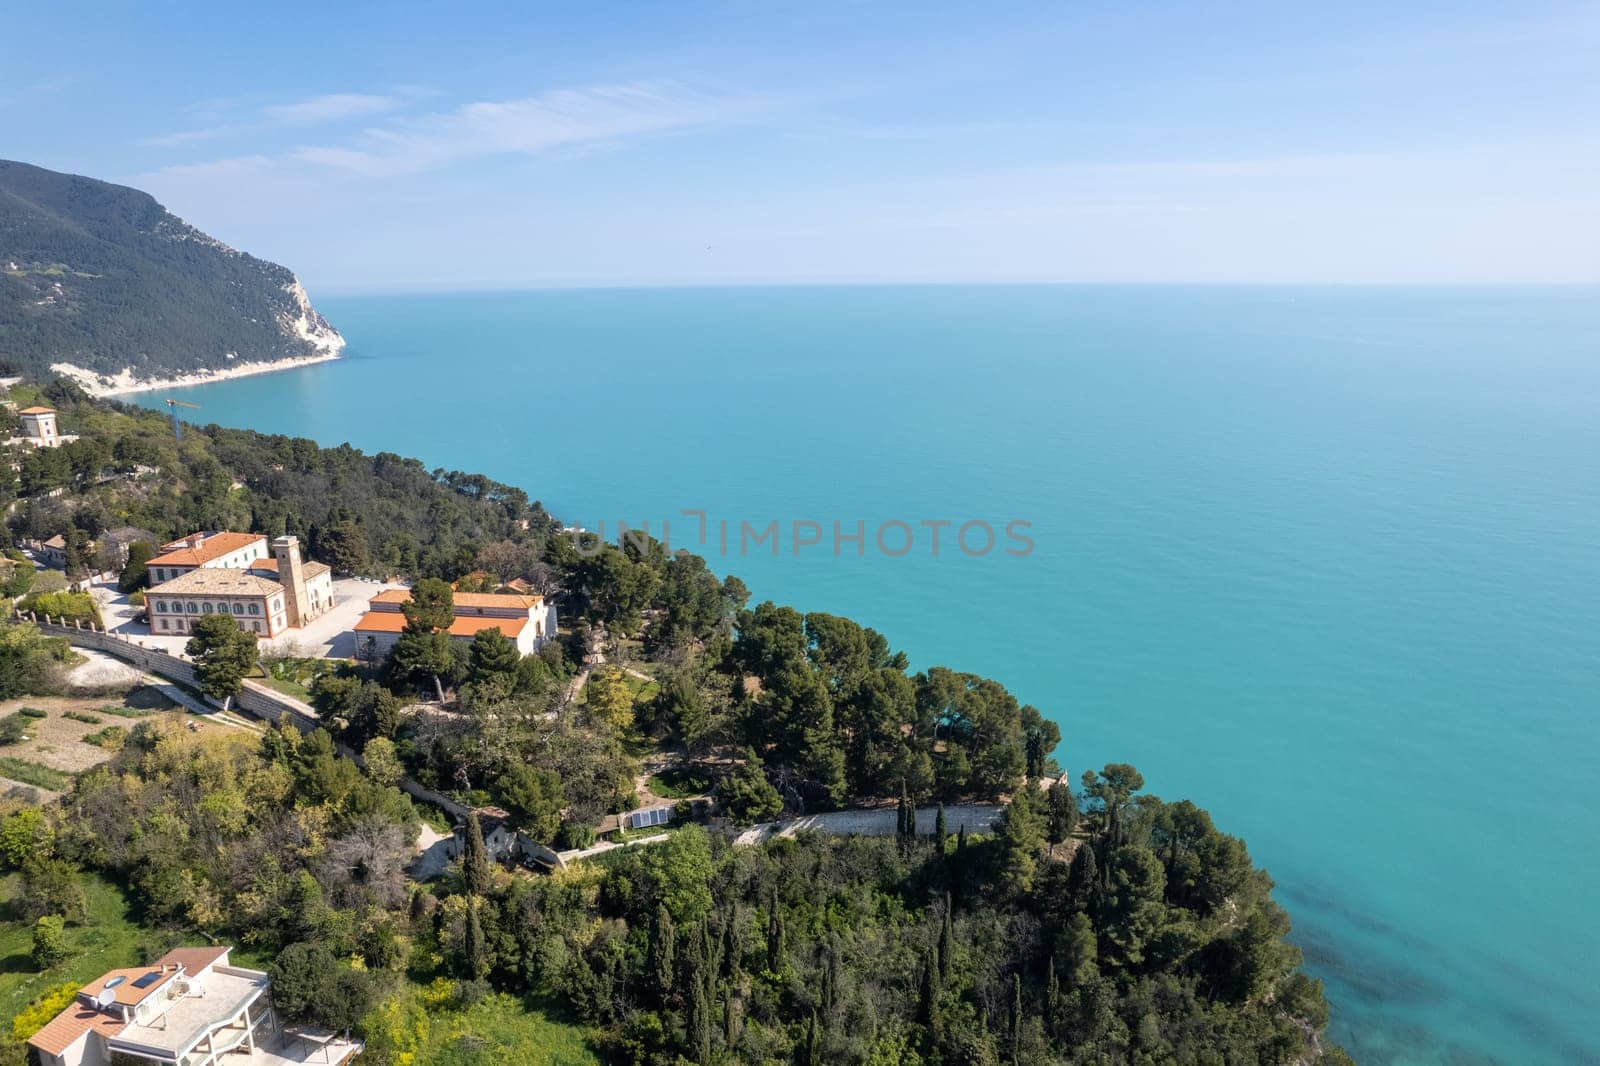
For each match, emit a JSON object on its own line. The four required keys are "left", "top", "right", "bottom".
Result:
{"left": 353, "top": 588, "right": 557, "bottom": 658}
{"left": 26, "top": 945, "right": 361, "bottom": 1066}
{"left": 146, "top": 533, "right": 334, "bottom": 639}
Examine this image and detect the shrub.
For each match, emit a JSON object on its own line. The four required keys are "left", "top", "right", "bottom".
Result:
{"left": 83, "top": 726, "right": 128, "bottom": 750}
{"left": 63, "top": 711, "right": 102, "bottom": 724}
{"left": 31, "top": 914, "right": 69, "bottom": 968}
{"left": 21, "top": 590, "right": 100, "bottom": 626}
{"left": 18, "top": 707, "right": 48, "bottom": 719}
{"left": 11, "top": 983, "right": 80, "bottom": 1042}
{"left": 0, "top": 714, "right": 31, "bottom": 745}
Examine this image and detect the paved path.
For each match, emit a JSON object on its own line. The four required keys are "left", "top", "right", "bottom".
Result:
{"left": 557, "top": 832, "right": 671, "bottom": 864}
{"left": 732, "top": 804, "right": 1003, "bottom": 846}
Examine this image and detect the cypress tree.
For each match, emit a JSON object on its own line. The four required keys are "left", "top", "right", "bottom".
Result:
{"left": 1067, "top": 839, "right": 1099, "bottom": 907}
{"left": 766, "top": 899, "right": 785, "bottom": 971}
{"left": 463, "top": 895, "right": 488, "bottom": 979}
{"left": 652, "top": 902, "right": 676, "bottom": 999}
{"left": 462, "top": 812, "right": 492, "bottom": 896}
{"left": 917, "top": 945, "right": 943, "bottom": 1042}
{"left": 934, "top": 801, "right": 947, "bottom": 853}
{"left": 938, "top": 896, "right": 953, "bottom": 986}
{"left": 1045, "top": 956, "right": 1060, "bottom": 1038}
{"left": 688, "top": 972, "right": 712, "bottom": 1063}
{"left": 683, "top": 929, "right": 712, "bottom": 1063}
{"left": 1010, "top": 972, "right": 1023, "bottom": 1065}
{"left": 804, "top": 1010, "right": 822, "bottom": 1066}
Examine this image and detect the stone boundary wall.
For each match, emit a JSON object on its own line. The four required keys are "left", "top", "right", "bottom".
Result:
{"left": 18, "top": 613, "right": 470, "bottom": 820}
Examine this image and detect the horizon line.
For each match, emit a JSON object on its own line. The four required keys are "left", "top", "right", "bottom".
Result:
{"left": 312, "top": 278, "right": 1600, "bottom": 298}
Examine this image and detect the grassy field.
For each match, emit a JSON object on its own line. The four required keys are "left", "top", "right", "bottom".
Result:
{"left": 647, "top": 766, "right": 713, "bottom": 799}
{"left": 0, "top": 873, "right": 154, "bottom": 1036}
{"left": 0, "top": 760, "right": 70, "bottom": 791}
{"left": 415, "top": 992, "right": 599, "bottom": 1066}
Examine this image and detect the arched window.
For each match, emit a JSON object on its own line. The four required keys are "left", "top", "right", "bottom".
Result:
{"left": 202, "top": 602, "right": 213, "bottom": 614}
{"left": 248, "top": 603, "right": 260, "bottom": 615}
{"left": 186, "top": 602, "right": 198, "bottom": 614}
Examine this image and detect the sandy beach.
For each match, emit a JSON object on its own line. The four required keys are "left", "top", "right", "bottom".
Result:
{"left": 50, "top": 350, "right": 342, "bottom": 397}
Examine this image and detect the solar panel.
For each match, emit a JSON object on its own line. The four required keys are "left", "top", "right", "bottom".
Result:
{"left": 131, "top": 972, "right": 164, "bottom": 989}
{"left": 104, "top": 975, "right": 126, "bottom": 989}
{"left": 630, "top": 806, "right": 672, "bottom": 829}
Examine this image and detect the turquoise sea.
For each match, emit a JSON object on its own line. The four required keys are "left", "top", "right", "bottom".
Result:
{"left": 135, "top": 286, "right": 1600, "bottom": 1064}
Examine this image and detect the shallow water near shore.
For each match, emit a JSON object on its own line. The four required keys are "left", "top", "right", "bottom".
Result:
{"left": 133, "top": 285, "right": 1600, "bottom": 1064}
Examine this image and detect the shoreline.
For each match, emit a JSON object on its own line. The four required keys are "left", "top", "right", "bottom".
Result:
{"left": 50, "top": 351, "right": 342, "bottom": 398}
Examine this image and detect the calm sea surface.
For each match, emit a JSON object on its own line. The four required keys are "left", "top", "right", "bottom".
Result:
{"left": 135, "top": 286, "right": 1600, "bottom": 1064}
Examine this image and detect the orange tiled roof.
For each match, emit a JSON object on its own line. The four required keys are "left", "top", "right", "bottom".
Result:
{"left": 247, "top": 557, "right": 279, "bottom": 573}
{"left": 154, "top": 945, "right": 229, "bottom": 973}
{"left": 370, "top": 588, "right": 541, "bottom": 609}
{"left": 148, "top": 532, "right": 266, "bottom": 568}
{"left": 355, "top": 611, "right": 527, "bottom": 638}
{"left": 80, "top": 966, "right": 177, "bottom": 1008}
{"left": 17, "top": 406, "right": 55, "bottom": 415}
{"left": 27, "top": 1001, "right": 128, "bottom": 1056}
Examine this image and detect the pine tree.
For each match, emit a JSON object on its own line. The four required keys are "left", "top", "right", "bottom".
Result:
{"left": 1047, "top": 778, "right": 1078, "bottom": 856}
{"left": 462, "top": 811, "right": 492, "bottom": 896}
{"left": 1066, "top": 840, "right": 1099, "bottom": 907}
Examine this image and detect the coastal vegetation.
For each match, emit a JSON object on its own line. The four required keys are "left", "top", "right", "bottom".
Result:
{"left": 0, "top": 376, "right": 1349, "bottom": 1063}
{"left": 0, "top": 160, "right": 342, "bottom": 383}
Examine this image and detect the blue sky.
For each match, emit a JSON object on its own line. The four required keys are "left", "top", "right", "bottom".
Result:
{"left": 4, "top": 2, "right": 1598, "bottom": 289}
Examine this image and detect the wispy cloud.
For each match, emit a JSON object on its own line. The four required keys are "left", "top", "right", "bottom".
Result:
{"left": 286, "top": 83, "right": 745, "bottom": 177}
{"left": 141, "top": 90, "right": 417, "bottom": 147}
{"left": 262, "top": 92, "right": 404, "bottom": 126}
{"left": 135, "top": 82, "right": 753, "bottom": 195}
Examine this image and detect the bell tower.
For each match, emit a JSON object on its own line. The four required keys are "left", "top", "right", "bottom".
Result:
{"left": 273, "top": 535, "right": 310, "bottom": 628}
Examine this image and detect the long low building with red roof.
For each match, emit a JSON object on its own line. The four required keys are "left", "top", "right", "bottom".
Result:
{"left": 352, "top": 587, "right": 557, "bottom": 659}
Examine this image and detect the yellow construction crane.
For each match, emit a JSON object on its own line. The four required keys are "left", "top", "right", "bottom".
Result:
{"left": 163, "top": 397, "right": 201, "bottom": 440}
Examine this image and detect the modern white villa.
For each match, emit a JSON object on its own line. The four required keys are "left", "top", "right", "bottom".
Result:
{"left": 145, "top": 533, "right": 334, "bottom": 639}
{"left": 26, "top": 946, "right": 361, "bottom": 1066}
{"left": 353, "top": 588, "right": 557, "bottom": 657}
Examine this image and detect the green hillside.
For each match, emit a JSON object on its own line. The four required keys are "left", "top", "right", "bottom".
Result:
{"left": 0, "top": 160, "right": 341, "bottom": 386}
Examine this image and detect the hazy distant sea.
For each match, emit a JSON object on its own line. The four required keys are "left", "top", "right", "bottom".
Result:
{"left": 137, "top": 285, "right": 1600, "bottom": 1064}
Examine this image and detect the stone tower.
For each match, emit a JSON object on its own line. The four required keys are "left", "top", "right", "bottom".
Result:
{"left": 273, "top": 535, "right": 310, "bottom": 629}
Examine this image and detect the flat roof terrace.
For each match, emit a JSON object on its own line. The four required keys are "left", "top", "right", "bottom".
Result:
{"left": 109, "top": 967, "right": 268, "bottom": 1060}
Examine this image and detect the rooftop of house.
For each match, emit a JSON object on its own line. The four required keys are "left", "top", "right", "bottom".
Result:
{"left": 149, "top": 568, "right": 283, "bottom": 597}
{"left": 149, "top": 531, "right": 268, "bottom": 568}
{"left": 248, "top": 557, "right": 331, "bottom": 580}
{"left": 112, "top": 967, "right": 267, "bottom": 1057}
{"left": 354, "top": 611, "right": 528, "bottom": 638}
{"left": 28, "top": 946, "right": 233, "bottom": 1057}
{"left": 18, "top": 406, "right": 55, "bottom": 415}
{"left": 42, "top": 534, "right": 65, "bottom": 549}
{"left": 370, "top": 588, "right": 542, "bottom": 610}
